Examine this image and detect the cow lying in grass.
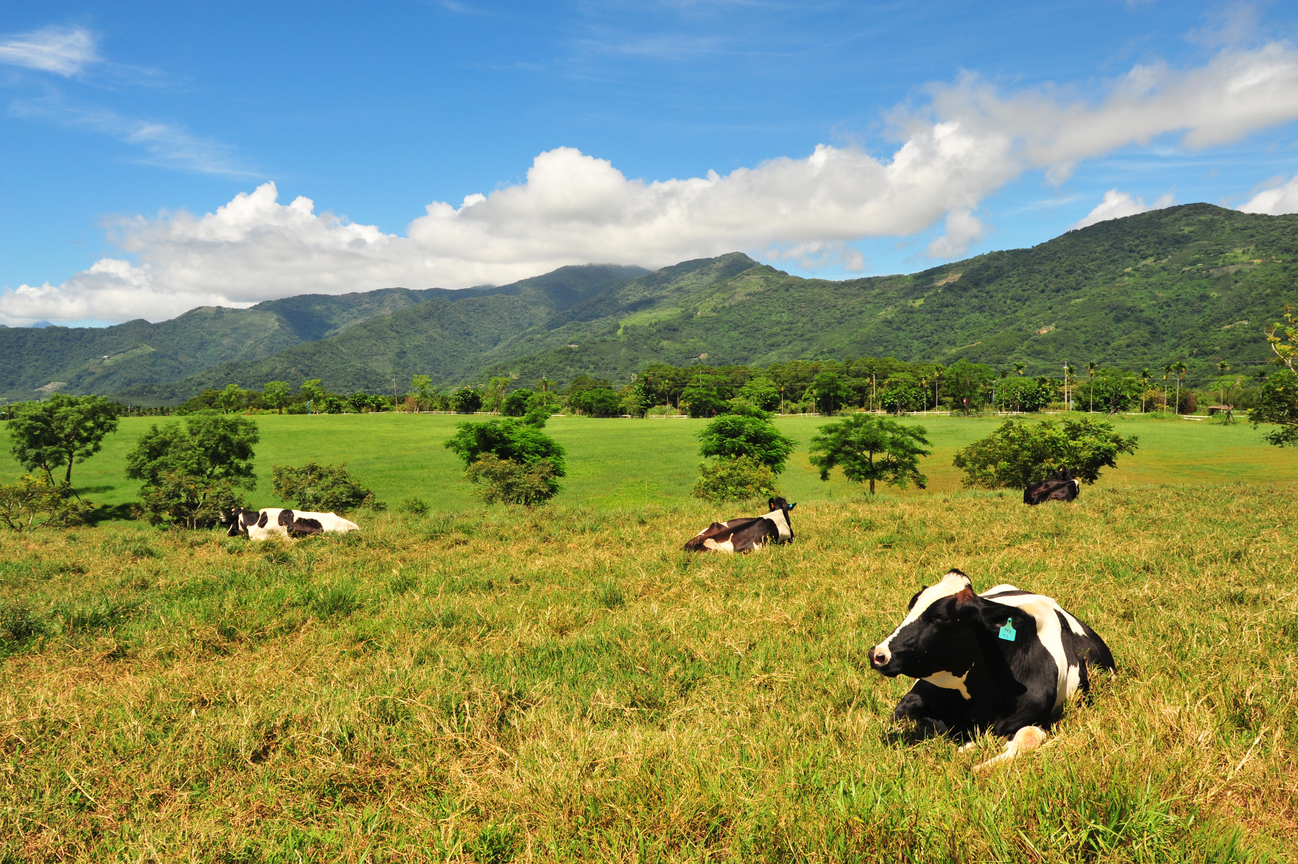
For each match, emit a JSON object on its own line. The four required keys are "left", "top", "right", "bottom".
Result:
{"left": 223, "top": 507, "right": 359, "bottom": 540}
{"left": 683, "top": 497, "right": 795, "bottom": 553}
{"left": 869, "top": 569, "right": 1115, "bottom": 771}
{"left": 1024, "top": 467, "right": 1079, "bottom": 505}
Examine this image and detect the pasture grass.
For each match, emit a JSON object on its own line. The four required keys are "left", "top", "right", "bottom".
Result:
{"left": 1, "top": 484, "right": 1295, "bottom": 861}
{"left": 2, "top": 412, "right": 1296, "bottom": 515}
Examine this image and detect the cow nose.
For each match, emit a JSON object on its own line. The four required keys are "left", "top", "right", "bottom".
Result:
{"left": 870, "top": 646, "right": 889, "bottom": 668}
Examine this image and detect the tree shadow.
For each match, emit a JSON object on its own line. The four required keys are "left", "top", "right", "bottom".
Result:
{"left": 84, "top": 503, "right": 139, "bottom": 525}
{"left": 76, "top": 485, "right": 117, "bottom": 495}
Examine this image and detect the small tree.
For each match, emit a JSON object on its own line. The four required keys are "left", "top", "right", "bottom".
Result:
{"left": 737, "top": 377, "right": 781, "bottom": 413}
{"left": 692, "top": 456, "right": 778, "bottom": 502}
{"left": 0, "top": 475, "right": 95, "bottom": 531}
{"left": 812, "top": 371, "right": 851, "bottom": 415}
{"left": 410, "top": 375, "right": 437, "bottom": 411}
{"left": 450, "top": 388, "right": 483, "bottom": 413}
{"left": 444, "top": 418, "right": 566, "bottom": 504}
{"left": 1251, "top": 307, "right": 1298, "bottom": 447}
{"left": 464, "top": 454, "right": 560, "bottom": 506}
{"left": 301, "top": 379, "right": 326, "bottom": 413}
{"left": 218, "top": 384, "right": 245, "bottom": 414}
{"left": 952, "top": 417, "right": 1138, "bottom": 489}
{"left": 126, "top": 414, "right": 259, "bottom": 528}
{"left": 7, "top": 394, "right": 120, "bottom": 487}
{"left": 272, "top": 462, "right": 377, "bottom": 512}
{"left": 808, "top": 414, "right": 931, "bottom": 495}
{"left": 264, "top": 381, "right": 291, "bottom": 414}
{"left": 697, "top": 407, "right": 796, "bottom": 473}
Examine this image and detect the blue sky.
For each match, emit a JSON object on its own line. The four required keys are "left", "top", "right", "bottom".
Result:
{"left": 3, "top": 1, "right": 1298, "bottom": 325}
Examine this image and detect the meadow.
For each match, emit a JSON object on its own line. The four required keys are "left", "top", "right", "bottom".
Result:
{"left": 1, "top": 414, "right": 1296, "bottom": 861}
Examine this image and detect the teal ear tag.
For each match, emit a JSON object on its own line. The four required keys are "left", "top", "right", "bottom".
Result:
{"left": 998, "top": 620, "right": 1017, "bottom": 642}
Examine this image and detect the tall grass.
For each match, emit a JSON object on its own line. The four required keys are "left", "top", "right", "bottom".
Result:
{"left": 1, "top": 484, "right": 1294, "bottom": 860}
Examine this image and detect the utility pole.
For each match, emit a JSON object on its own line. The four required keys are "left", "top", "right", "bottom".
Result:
{"left": 872, "top": 373, "right": 876, "bottom": 413}
{"left": 393, "top": 377, "right": 398, "bottom": 412}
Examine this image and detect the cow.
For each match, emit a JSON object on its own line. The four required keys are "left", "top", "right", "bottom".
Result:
{"left": 223, "top": 507, "right": 359, "bottom": 540}
{"left": 1023, "top": 467, "right": 1079, "bottom": 505}
{"left": 868, "top": 569, "right": 1115, "bottom": 771}
{"left": 683, "top": 497, "right": 795, "bottom": 553}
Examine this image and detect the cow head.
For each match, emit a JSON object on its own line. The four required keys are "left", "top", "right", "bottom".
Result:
{"left": 768, "top": 496, "right": 796, "bottom": 541}
{"left": 868, "top": 569, "right": 1031, "bottom": 679}
{"left": 222, "top": 508, "right": 258, "bottom": 537}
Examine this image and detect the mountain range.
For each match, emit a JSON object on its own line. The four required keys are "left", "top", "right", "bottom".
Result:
{"left": 2, "top": 203, "right": 1295, "bottom": 404}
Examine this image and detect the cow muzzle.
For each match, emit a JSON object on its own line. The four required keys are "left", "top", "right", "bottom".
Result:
{"left": 869, "top": 645, "right": 891, "bottom": 670}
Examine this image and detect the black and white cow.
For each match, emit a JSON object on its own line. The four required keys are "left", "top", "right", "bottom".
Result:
{"left": 683, "top": 497, "right": 796, "bottom": 553}
{"left": 224, "top": 507, "right": 360, "bottom": 540}
{"left": 1023, "top": 468, "right": 1080, "bottom": 505}
{"left": 869, "top": 569, "right": 1115, "bottom": 770}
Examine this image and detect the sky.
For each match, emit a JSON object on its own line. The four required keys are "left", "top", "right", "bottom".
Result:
{"left": 3, "top": 0, "right": 1298, "bottom": 327}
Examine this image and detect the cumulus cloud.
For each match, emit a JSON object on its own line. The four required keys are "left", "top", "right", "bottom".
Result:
{"left": 9, "top": 39, "right": 1298, "bottom": 325}
{"left": 1237, "top": 175, "right": 1298, "bottom": 214}
{"left": 0, "top": 26, "right": 98, "bottom": 76}
{"left": 1072, "top": 189, "right": 1175, "bottom": 230}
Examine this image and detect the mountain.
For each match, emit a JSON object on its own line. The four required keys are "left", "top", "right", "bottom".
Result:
{"left": 5, "top": 203, "right": 1297, "bottom": 404}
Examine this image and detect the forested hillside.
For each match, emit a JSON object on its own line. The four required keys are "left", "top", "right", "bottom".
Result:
{"left": 4, "top": 204, "right": 1296, "bottom": 404}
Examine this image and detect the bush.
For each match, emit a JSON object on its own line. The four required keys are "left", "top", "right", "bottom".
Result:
{"left": 126, "top": 414, "right": 259, "bottom": 528}
{"left": 271, "top": 462, "right": 378, "bottom": 512}
{"left": 0, "top": 475, "right": 95, "bottom": 531}
{"left": 570, "top": 387, "right": 622, "bottom": 417}
{"left": 952, "top": 417, "right": 1139, "bottom": 489}
{"left": 465, "top": 454, "right": 560, "bottom": 506}
{"left": 1250, "top": 369, "right": 1298, "bottom": 447}
{"left": 697, "top": 408, "right": 796, "bottom": 473}
{"left": 501, "top": 388, "right": 533, "bottom": 417}
{"left": 397, "top": 497, "right": 430, "bottom": 516}
{"left": 692, "top": 456, "right": 778, "bottom": 502}
{"left": 451, "top": 388, "right": 483, "bottom": 413}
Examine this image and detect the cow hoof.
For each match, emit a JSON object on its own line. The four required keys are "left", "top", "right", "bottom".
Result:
{"left": 972, "top": 726, "right": 1048, "bottom": 772}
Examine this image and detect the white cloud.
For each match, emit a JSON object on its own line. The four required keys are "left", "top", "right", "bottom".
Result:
{"left": 1072, "top": 189, "right": 1175, "bottom": 230}
{"left": 0, "top": 26, "right": 98, "bottom": 76}
{"left": 1237, "top": 175, "right": 1298, "bottom": 214}
{"left": 9, "top": 39, "right": 1298, "bottom": 325}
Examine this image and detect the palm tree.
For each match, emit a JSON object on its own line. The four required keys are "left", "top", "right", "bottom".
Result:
{"left": 1063, "top": 363, "right": 1074, "bottom": 410}
{"left": 1139, "top": 368, "right": 1151, "bottom": 413}
{"left": 1086, "top": 361, "right": 1098, "bottom": 412}
{"left": 1173, "top": 361, "right": 1188, "bottom": 415}
{"left": 1013, "top": 362, "right": 1026, "bottom": 376}
{"left": 1216, "top": 360, "right": 1230, "bottom": 408}
{"left": 1161, "top": 363, "right": 1173, "bottom": 413}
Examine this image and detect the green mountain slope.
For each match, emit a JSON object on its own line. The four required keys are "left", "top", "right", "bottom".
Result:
{"left": 119, "top": 264, "right": 651, "bottom": 402}
{"left": 0, "top": 286, "right": 448, "bottom": 401}
{"left": 485, "top": 204, "right": 1298, "bottom": 384}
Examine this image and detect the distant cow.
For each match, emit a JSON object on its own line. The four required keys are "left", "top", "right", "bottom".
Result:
{"left": 868, "top": 569, "right": 1115, "bottom": 771}
{"left": 683, "top": 497, "right": 795, "bottom": 553}
{"left": 1023, "top": 468, "right": 1079, "bottom": 505}
{"left": 224, "top": 507, "right": 359, "bottom": 540}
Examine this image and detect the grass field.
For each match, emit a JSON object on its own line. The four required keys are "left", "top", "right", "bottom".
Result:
{"left": 2, "top": 412, "right": 1296, "bottom": 514}
{"left": 1, "top": 414, "right": 1296, "bottom": 861}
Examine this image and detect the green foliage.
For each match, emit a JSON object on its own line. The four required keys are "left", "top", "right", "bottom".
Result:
{"left": 569, "top": 387, "right": 622, "bottom": 417}
{"left": 300, "top": 379, "right": 326, "bottom": 406}
{"left": 681, "top": 374, "right": 732, "bottom": 417}
{"left": 410, "top": 374, "right": 437, "bottom": 411}
{"left": 444, "top": 418, "right": 567, "bottom": 480}
{"left": 500, "top": 388, "right": 532, "bottom": 417}
{"left": 944, "top": 360, "right": 995, "bottom": 414}
{"left": 691, "top": 456, "right": 778, "bottom": 502}
{"left": 1250, "top": 369, "right": 1298, "bottom": 447}
{"left": 811, "top": 371, "right": 852, "bottom": 414}
{"left": 6, "top": 393, "right": 120, "bottom": 486}
{"left": 808, "top": 413, "right": 931, "bottom": 495}
{"left": 397, "top": 497, "right": 430, "bottom": 516}
{"left": 125, "top": 414, "right": 259, "bottom": 528}
{"left": 879, "top": 372, "right": 924, "bottom": 414}
{"left": 271, "top": 462, "right": 378, "bottom": 513}
{"left": 737, "top": 376, "right": 781, "bottom": 412}
{"left": 697, "top": 411, "right": 796, "bottom": 474}
{"left": 451, "top": 388, "right": 483, "bottom": 413}
{"left": 995, "top": 375, "right": 1054, "bottom": 412}
{"left": 263, "top": 381, "right": 291, "bottom": 414}
{"left": 217, "top": 383, "right": 245, "bottom": 414}
{"left": 464, "top": 453, "right": 560, "bottom": 505}
{"left": 952, "top": 417, "right": 1140, "bottom": 489}
{"left": 0, "top": 475, "right": 95, "bottom": 531}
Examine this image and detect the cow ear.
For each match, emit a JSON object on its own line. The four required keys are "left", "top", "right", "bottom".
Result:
{"left": 787, "top": 502, "right": 796, "bottom": 510}
{"left": 960, "top": 596, "right": 1031, "bottom": 641}
{"left": 768, "top": 498, "right": 776, "bottom": 510}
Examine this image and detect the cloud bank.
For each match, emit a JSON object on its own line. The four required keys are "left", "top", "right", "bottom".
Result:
{"left": 1237, "top": 175, "right": 1298, "bottom": 214}
{"left": 8, "top": 40, "right": 1298, "bottom": 325}
{"left": 0, "top": 26, "right": 98, "bottom": 76}
{"left": 1072, "top": 189, "right": 1176, "bottom": 230}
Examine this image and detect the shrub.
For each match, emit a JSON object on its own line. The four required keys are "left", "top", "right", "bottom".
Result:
{"left": 465, "top": 454, "right": 561, "bottom": 506}
{"left": 569, "top": 387, "right": 622, "bottom": 417}
{"left": 126, "top": 414, "right": 259, "bottom": 528}
{"left": 697, "top": 408, "right": 796, "bottom": 473}
{"left": 952, "top": 417, "right": 1139, "bottom": 489}
{"left": 272, "top": 462, "right": 378, "bottom": 512}
{"left": 0, "top": 475, "right": 95, "bottom": 531}
{"left": 692, "top": 456, "right": 778, "bottom": 502}
{"left": 1250, "top": 368, "right": 1298, "bottom": 447}
{"left": 451, "top": 388, "right": 483, "bottom": 413}
{"left": 501, "top": 388, "right": 533, "bottom": 417}
{"left": 397, "top": 497, "right": 430, "bottom": 516}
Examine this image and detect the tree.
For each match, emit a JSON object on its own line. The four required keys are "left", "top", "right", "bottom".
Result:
{"left": 464, "top": 454, "right": 560, "bottom": 506}
{"left": 812, "top": 371, "right": 851, "bottom": 415}
{"left": 1265, "top": 305, "right": 1297, "bottom": 372}
{"left": 444, "top": 418, "right": 566, "bottom": 504}
{"left": 484, "top": 376, "right": 512, "bottom": 413}
{"left": 952, "top": 417, "right": 1139, "bottom": 489}
{"left": 450, "top": 388, "right": 483, "bottom": 413}
{"left": 944, "top": 360, "right": 994, "bottom": 414}
{"left": 808, "top": 414, "right": 930, "bottom": 495}
{"left": 879, "top": 373, "right": 923, "bottom": 414}
{"left": 301, "top": 379, "right": 326, "bottom": 413}
{"left": 1173, "top": 361, "right": 1188, "bottom": 415}
{"left": 501, "top": 388, "right": 533, "bottom": 417}
{"left": 264, "top": 381, "right": 291, "bottom": 414}
{"left": 681, "top": 374, "right": 731, "bottom": 417}
{"left": 218, "top": 383, "right": 245, "bottom": 414}
{"left": 7, "top": 394, "right": 120, "bottom": 487}
{"left": 1086, "top": 361, "right": 1098, "bottom": 412}
{"left": 126, "top": 414, "right": 259, "bottom": 528}
{"left": 737, "top": 377, "right": 781, "bottom": 413}
{"left": 697, "top": 408, "right": 797, "bottom": 473}
{"left": 1139, "top": 369, "right": 1151, "bottom": 413}
{"left": 410, "top": 375, "right": 437, "bottom": 411}
{"left": 1251, "top": 307, "right": 1298, "bottom": 447}
{"left": 569, "top": 387, "right": 622, "bottom": 417}
{"left": 1160, "top": 364, "right": 1173, "bottom": 413}
{"left": 272, "top": 462, "right": 377, "bottom": 512}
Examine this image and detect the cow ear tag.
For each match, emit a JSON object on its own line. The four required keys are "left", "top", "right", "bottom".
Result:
{"left": 998, "top": 620, "right": 1017, "bottom": 642}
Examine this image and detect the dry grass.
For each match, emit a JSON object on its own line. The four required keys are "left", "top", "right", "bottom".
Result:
{"left": 1, "top": 484, "right": 1295, "bottom": 862}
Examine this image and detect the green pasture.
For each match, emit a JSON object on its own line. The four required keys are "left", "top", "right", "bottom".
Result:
{"left": 1, "top": 485, "right": 1294, "bottom": 860}
{"left": 2, "top": 412, "right": 1296, "bottom": 514}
